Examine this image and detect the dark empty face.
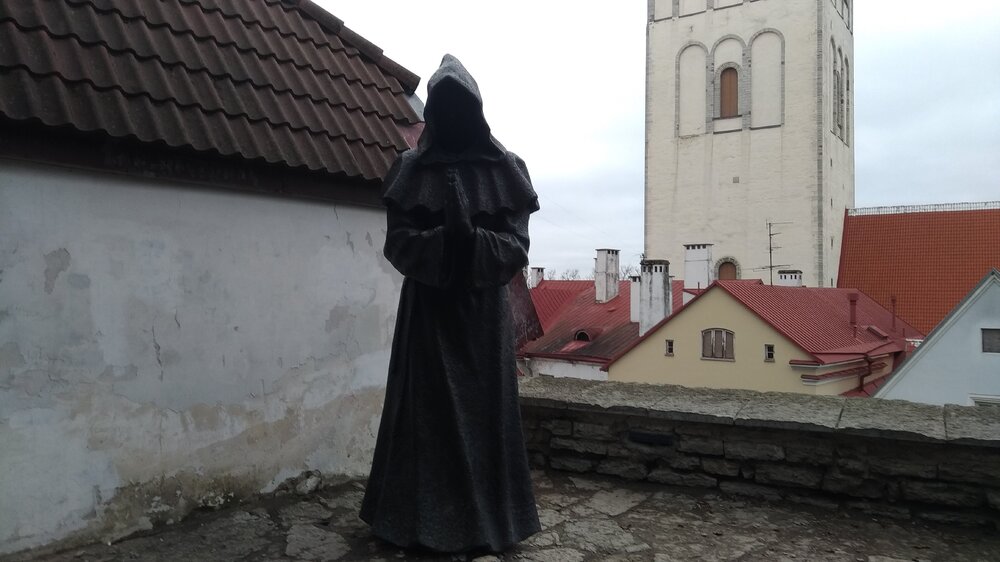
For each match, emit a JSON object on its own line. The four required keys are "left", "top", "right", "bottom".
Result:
{"left": 425, "top": 79, "right": 485, "bottom": 152}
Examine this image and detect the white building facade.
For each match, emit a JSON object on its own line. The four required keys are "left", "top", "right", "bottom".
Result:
{"left": 645, "top": 0, "right": 855, "bottom": 287}
{"left": 876, "top": 270, "right": 1000, "bottom": 406}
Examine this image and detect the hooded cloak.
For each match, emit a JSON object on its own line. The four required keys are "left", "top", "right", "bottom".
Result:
{"left": 359, "top": 55, "right": 541, "bottom": 553}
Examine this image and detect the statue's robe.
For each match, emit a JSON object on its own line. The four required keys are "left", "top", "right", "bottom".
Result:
{"left": 359, "top": 55, "right": 541, "bottom": 553}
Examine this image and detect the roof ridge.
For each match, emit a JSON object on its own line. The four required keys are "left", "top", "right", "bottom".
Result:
{"left": 292, "top": 0, "right": 421, "bottom": 93}
{"left": 57, "top": 0, "right": 402, "bottom": 95}
{"left": 848, "top": 201, "right": 1000, "bottom": 216}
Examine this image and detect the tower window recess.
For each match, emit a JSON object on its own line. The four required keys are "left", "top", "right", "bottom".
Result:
{"left": 702, "top": 329, "right": 735, "bottom": 360}
{"left": 720, "top": 67, "right": 739, "bottom": 118}
{"left": 719, "top": 261, "right": 738, "bottom": 280}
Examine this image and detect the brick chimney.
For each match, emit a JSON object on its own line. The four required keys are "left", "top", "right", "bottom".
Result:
{"left": 595, "top": 249, "right": 620, "bottom": 303}
{"left": 683, "top": 244, "right": 713, "bottom": 290}
{"left": 639, "top": 259, "right": 672, "bottom": 336}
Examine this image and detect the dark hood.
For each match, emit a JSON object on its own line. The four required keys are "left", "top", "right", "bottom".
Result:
{"left": 416, "top": 54, "right": 506, "bottom": 163}
{"left": 382, "top": 54, "right": 539, "bottom": 216}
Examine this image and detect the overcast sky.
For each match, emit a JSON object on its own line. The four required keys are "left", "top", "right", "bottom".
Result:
{"left": 319, "top": 1, "right": 1000, "bottom": 275}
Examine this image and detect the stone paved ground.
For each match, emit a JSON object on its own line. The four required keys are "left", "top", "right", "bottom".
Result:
{"left": 18, "top": 470, "right": 1000, "bottom": 562}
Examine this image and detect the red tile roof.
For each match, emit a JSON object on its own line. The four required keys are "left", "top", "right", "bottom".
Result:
{"left": 0, "top": 0, "right": 422, "bottom": 182}
{"left": 522, "top": 280, "right": 685, "bottom": 364}
{"left": 529, "top": 280, "right": 592, "bottom": 331}
{"left": 838, "top": 203, "right": 1000, "bottom": 335}
{"left": 608, "top": 280, "right": 922, "bottom": 368}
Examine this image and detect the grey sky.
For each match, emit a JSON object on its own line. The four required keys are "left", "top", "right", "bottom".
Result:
{"left": 319, "top": 1, "right": 1000, "bottom": 275}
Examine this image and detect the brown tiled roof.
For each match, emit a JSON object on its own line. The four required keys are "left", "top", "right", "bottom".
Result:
{"left": 0, "top": 0, "right": 422, "bottom": 182}
{"left": 838, "top": 203, "right": 1000, "bottom": 335}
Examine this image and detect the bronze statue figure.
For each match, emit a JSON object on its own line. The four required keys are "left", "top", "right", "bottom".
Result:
{"left": 359, "top": 54, "right": 541, "bottom": 553}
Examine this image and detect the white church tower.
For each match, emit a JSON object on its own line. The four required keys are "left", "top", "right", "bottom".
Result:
{"left": 645, "top": 0, "right": 855, "bottom": 287}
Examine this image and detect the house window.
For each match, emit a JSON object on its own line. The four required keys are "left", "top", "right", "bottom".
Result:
{"left": 665, "top": 339, "right": 675, "bottom": 356}
{"left": 764, "top": 344, "right": 775, "bottom": 362}
{"left": 574, "top": 330, "right": 591, "bottom": 342}
{"left": 702, "top": 329, "right": 735, "bottom": 360}
{"left": 984, "top": 329, "right": 1000, "bottom": 353}
{"left": 719, "top": 67, "right": 739, "bottom": 118}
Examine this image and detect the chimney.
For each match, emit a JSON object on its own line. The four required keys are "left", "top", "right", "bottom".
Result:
{"left": 528, "top": 266, "right": 545, "bottom": 289}
{"left": 639, "top": 259, "right": 672, "bottom": 336}
{"left": 629, "top": 275, "right": 641, "bottom": 323}
{"left": 683, "top": 244, "right": 713, "bottom": 290}
{"left": 595, "top": 249, "right": 620, "bottom": 303}
{"left": 849, "top": 293, "right": 858, "bottom": 338}
{"left": 776, "top": 270, "right": 803, "bottom": 287}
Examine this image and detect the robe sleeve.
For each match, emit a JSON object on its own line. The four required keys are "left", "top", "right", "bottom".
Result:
{"left": 468, "top": 211, "right": 531, "bottom": 288}
{"left": 383, "top": 203, "right": 454, "bottom": 287}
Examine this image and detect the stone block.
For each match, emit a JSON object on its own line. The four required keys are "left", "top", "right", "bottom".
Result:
{"left": 648, "top": 385, "right": 750, "bottom": 425}
{"left": 834, "top": 457, "right": 867, "bottom": 474}
{"left": 551, "top": 456, "right": 596, "bottom": 473}
{"left": 868, "top": 456, "right": 937, "bottom": 479}
{"left": 647, "top": 467, "right": 718, "bottom": 488}
{"left": 719, "top": 481, "right": 783, "bottom": 501}
{"left": 754, "top": 463, "right": 824, "bottom": 489}
{"left": 673, "top": 423, "right": 720, "bottom": 437}
{"left": 579, "top": 380, "right": 669, "bottom": 416}
{"left": 666, "top": 454, "right": 702, "bottom": 471}
{"left": 735, "top": 392, "right": 844, "bottom": 432}
{"left": 944, "top": 404, "right": 1000, "bottom": 447}
{"left": 837, "top": 398, "right": 946, "bottom": 442}
{"left": 821, "top": 469, "right": 885, "bottom": 499}
{"left": 550, "top": 438, "right": 608, "bottom": 456}
{"left": 677, "top": 435, "right": 724, "bottom": 456}
{"left": 785, "top": 441, "right": 835, "bottom": 465}
{"left": 574, "top": 421, "right": 615, "bottom": 440}
{"left": 938, "top": 457, "right": 1000, "bottom": 486}
{"left": 596, "top": 459, "right": 648, "bottom": 480}
{"left": 519, "top": 376, "right": 602, "bottom": 409}
{"left": 724, "top": 440, "right": 784, "bottom": 461}
{"left": 541, "top": 419, "right": 573, "bottom": 437}
{"left": 701, "top": 458, "right": 741, "bottom": 477}
{"left": 622, "top": 441, "right": 674, "bottom": 460}
{"left": 901, "top": 480, "right": 985, "bottom": 508}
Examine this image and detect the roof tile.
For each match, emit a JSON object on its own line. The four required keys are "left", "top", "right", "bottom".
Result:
{"left": 838, "top": 204, "right": 1000, "bottom": 335}
{"left": 0, "top": 0, "right": 421, "bottom": 181}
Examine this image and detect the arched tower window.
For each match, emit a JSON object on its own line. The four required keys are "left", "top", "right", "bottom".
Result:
{"left": 719, "top": 67, "right": 739, "bottom": 118}
{"left": 719, "top": 262, "right": 738, "bottom": 280}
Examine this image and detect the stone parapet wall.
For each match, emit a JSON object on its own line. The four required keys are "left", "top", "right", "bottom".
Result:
{"left": 519, "top": 377, "right": 1000, "bottom": 528}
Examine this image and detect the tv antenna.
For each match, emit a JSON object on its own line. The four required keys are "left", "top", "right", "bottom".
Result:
{"left": 752, "top": 221, "right": 792, "bottom": 285}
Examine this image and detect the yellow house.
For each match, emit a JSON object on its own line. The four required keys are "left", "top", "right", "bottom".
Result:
{"left": 605, "top": 281, "right": 922, "bottom": 396}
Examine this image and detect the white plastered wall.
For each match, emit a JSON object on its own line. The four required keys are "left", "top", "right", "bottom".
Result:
{"left": 0, "top": 159, "right": 401, "bottom": 554}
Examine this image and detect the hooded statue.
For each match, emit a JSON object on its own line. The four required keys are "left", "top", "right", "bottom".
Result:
{"left": 359, "top": 55, "right": 541, "bottom": 553}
